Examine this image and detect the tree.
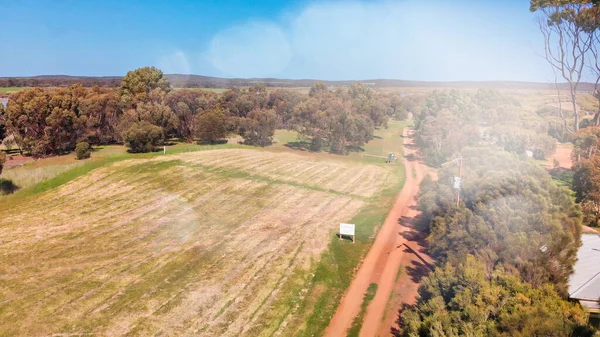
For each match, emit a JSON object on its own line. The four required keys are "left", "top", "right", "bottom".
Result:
{"left": 531, "top": 0, "right": 598, "bottom": 133}
{"left": 573, "top": 126, "right": 600, "bottom": 160}
{"left": 78, "top": 88, "right": 121, "bottom": 144}
{"left": 123, "top": 121, "right": 163, "bottom": 153}
{"left": 0, "top": 152, "right": 5, "bottom": 175}
{"left": 238, "top": 109, "right": 278, "bottom": 146}
{"left": 400, "top": 256, "right": 591, "bottom": 337}
{"left": 268, "top": 89, "right": 306, "bottom": 128}
{"left": 589, "top": 28, "right": 600, "bottom": 125}
{"left": 573, "top": 155, "right": 600, "bottom": 226}
{"left": 4, "top": 87, "right": 89, "bottom": 156}
{"left": 0, "top": 103, "right": 5, "bottom": 142}
{"left": 292, "top": 95, "right": 331, "bottom": 151}
{"left": 348, "top": 83, "right": 389, "bottom": 128}
{"left": 195, "top": 108, "right": 228, "bottom": 144}
{"left": 75, "top": 142, "right": 91, "bottom": 160}
{"left": 119, "top": 66, "right": 171, "bottom": 109}
{"left": 120, "top": 102, "right": 179, "bottom": 139}
{"left": 328, "top": 100, "right": 374, "bottom": 154}
{"left": 419, "top": 148, "right": 582, "bottom": 292}
{"left": 490, "top": 125, "right": 556, "bottom": 159}
{"left": 220, "top": 85, "right": 268, "bottom": 119}
{"left": 309, "top": 82, "right": 328, "bottom": 97}
{"left": 165, "top": 89, "right": 218, "bottom": 142}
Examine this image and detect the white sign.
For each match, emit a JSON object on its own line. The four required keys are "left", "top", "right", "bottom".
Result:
{"left": 340, "top": 223, "right": 355, "bottom": 236}
{"left": 453, "top": 176, "right": 461, "bottom": 189}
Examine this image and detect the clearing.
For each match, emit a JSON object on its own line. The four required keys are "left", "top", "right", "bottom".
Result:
{"left": 0, "top": 131, "right": 403, "bottom": 336}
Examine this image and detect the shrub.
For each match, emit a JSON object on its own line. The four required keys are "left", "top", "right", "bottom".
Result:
{"left": 75, "top": 142, "right": 91, "bottom": 160}
{"left": 123, "top": 121, "right": 163, "bottom": 153}
{"left": 0, "top": 178, "right": 18, "bottom": 195}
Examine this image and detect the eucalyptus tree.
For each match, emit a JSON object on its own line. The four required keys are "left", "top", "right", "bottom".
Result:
{"left": 530, "top": 0, "right": 599, "bottom": 132}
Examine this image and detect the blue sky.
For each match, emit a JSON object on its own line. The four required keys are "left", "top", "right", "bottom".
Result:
{"left": 1, "top": 0, "right": 552, "bottom": 81}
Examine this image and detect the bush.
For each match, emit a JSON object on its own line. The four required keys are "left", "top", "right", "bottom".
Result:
{"left": 0, "top": 178, "right": 18, "bottom": 195}
{"left": 75, "top": 142, "right": 91, "bottom": 160}
{"left": 123, "top": 121, "right": 163, "bottom": 153}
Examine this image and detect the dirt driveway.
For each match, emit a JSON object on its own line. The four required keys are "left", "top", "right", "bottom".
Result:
{"left": 324, "top": 128, "right": 433, "bottom": 337}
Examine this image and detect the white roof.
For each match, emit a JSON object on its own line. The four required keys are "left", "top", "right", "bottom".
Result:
{"left": 569, "top": 234, "right": 600, "bottom": 301}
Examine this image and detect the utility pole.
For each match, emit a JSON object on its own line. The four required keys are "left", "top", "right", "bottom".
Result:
{"left": 442, "top": 155, "right": 463, "bottom": 206}
{"left": 456, "top": 156, "right": 462, "bottom": 206}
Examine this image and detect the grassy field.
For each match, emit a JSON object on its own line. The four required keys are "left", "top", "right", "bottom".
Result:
{"left": 0, "top": 122, "right": 406, "bottom": 336}
{"left": 0, "top": 87, "right": 30, "bottom": 93}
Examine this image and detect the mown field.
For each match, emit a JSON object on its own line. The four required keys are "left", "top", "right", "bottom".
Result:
{"left": 0, "top": 122, "right": 406, "bottom": 336}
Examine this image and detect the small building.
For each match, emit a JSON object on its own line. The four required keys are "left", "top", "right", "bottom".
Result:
{"left": 569, "top": 234, "right": 600, "bottom": 328}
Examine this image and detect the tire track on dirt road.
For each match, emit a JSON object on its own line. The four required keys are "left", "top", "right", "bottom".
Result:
{"left": 324, "top": 127, "right": 433, "bottom": 337}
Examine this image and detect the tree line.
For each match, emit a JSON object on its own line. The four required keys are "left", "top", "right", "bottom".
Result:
{"left": 400, "top": 90, "right": 597, "bottom": 334}
{"left": 399, "top": 148, "right": 594, "bottom": 336}
{"left": 0, "top": 66, "right": 409, "bottom": 158}
{"left": 413, "top": 89, "right": 558, "bottom": 166}
{"left": 571, "top": 126, "right": 600, "bottom": 227}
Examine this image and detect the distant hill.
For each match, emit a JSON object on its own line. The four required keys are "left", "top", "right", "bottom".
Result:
{"left": 0, "top": 74, "right": 597, "bottom": 91}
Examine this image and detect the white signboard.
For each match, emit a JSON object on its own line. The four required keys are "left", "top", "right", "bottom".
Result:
{"left": 340, "top": 223, "right": 355, "bottom": 236}
{"left": 453, "top": 176, "right": 461, "bottom": 189}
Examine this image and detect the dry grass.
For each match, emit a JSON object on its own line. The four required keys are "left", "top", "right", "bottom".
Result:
{"left": 1, "top": 162, "right": 86, "bottom": 189}
{"left": 0, "top": 148, "right": 392, "bottom": 336}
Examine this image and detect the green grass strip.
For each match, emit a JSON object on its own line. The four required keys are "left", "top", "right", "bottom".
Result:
{"left": 347, "top": 283, "right": 379, "bottom": 337}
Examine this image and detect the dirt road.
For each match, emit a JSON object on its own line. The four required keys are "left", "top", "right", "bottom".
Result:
{"left": 546, "top": 144, "right": 599, "bottom": 235}
{"left": 546, "top": 143, "right": 573, "bottom": 169}
{"left": 324, "top": 128, "right": 432, "bottom": 337}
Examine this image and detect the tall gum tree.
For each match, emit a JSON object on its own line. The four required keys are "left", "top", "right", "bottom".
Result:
{"left": 531, "top": 0, "right": 599, "bottom": 133}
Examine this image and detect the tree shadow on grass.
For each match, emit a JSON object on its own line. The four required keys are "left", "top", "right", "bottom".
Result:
{"left": 284, "top": 141, "right": 312, "bottom": 151}
{"left": 347, "top": 145, "right": 365, "bottom": 153}
{"left": 198, "top": 139, "right": 229, "bottom": 145}
{"left": 0, "top": 178, "right": 19, "bottom": 195}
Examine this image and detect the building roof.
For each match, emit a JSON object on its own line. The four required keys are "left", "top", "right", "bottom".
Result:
{"left": 569, "top": 234, "right": 600, "bottom": 303}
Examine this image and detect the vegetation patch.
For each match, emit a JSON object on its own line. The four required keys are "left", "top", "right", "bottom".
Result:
{"left": 347, "top": 283, "right": 378, "bottom": 337}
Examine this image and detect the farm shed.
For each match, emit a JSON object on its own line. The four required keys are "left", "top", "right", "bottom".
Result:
{"left": 569, "top": 234, "right": 600, "bottom": 328}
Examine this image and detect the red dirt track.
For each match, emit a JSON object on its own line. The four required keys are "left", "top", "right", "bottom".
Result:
{"left": 546, "top": 143, "right": 573, "bottom": 169}
{"left": 546, "top": 144, "right": 599, "bottom": 235}
{"left": 324, "top": 128, "right": 432, "bottom": 337}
